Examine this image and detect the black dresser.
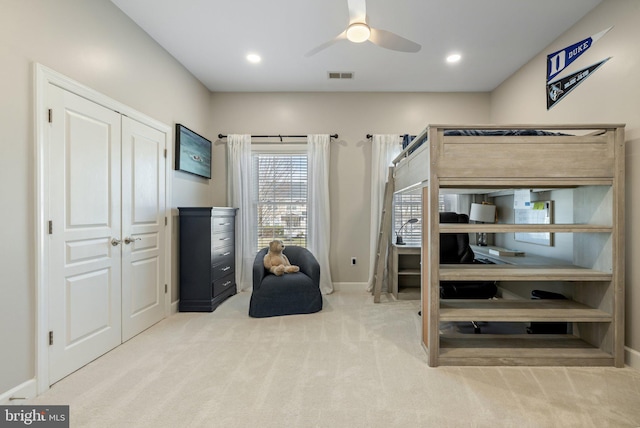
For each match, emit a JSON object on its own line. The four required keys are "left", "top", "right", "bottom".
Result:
{"left": 178, "top": 207, "right": 238, "bottom": 312}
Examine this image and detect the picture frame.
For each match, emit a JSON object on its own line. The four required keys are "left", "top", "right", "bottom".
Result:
{"left": 175, "top": 124, "right": 212, "bottom": 179}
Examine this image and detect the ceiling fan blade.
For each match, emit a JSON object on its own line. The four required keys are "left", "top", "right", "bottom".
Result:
{"left": 347, "top": 0, "right": 367, "bottom": 23}
{"left": 369, "top": 28, "right": 421, "bottom": 53}
{"left": 304, "top": 31, "right": 347, "bottom": 57}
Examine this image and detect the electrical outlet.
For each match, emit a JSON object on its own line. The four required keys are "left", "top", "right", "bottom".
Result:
{"left": 351, "top": 257, "right": 357, "bottom": 265}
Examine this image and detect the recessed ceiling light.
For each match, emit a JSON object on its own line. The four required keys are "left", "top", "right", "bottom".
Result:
{"left": 446, "top": 53, "right": 462, "bottom": 63}
{"left": 246, "top": 53, "right": 261, "bottom": 64}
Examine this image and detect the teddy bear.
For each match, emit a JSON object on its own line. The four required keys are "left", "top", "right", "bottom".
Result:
{"left": 263, "top": 240, "right": 300, "bottom": 276}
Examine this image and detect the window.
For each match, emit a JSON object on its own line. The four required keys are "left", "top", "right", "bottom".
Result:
{"left": 253, "top": 151, "right": 308, "bottom": 250}
{"left": 393, "top": 190, "right": 422, "bottom": 245}
{"left": 393, "top": 191, "right": 461, "bottom": 246}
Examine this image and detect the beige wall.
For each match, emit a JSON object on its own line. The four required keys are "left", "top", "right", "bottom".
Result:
{"left": 490, "top": 0, "right": 640, "bottom": 362}
{"left": 0, "top": 0, "right": 212, "bottom": 395}
{"left": 3, "top": 0, "right": 638, "bottom": 401}
{"left": 209, "top": 92, "right": 490, "bottom": 284}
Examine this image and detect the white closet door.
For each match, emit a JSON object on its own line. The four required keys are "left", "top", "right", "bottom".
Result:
{"left": 121, "top": 116, "right": 166, "bottom": 341}
{"left": 47, "top": 85, "right": 167, "bottom": 384}
{"left": 48, "top": 85, "right": 122, "bottom": 384}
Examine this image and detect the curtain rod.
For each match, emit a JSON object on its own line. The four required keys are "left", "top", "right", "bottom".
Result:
{"left": 218, "top": 133, "right": 338, "bottom": 141}
{"left": 366, "top": 134, "right": 414, "bottom": 139}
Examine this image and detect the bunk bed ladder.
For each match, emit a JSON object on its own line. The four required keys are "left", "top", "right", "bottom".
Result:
{"left": 372, "top": 167, "right": 394, "bottom": 303}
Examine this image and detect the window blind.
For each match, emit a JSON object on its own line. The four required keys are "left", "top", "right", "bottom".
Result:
{"left": 393, "top": 191, "right": 422, "bottom": 245}
{"left": 393, "top": 192, "right": 460, "bottom": 245}
{"left": 253, "top": 153, "right": 308, "bottom": 250}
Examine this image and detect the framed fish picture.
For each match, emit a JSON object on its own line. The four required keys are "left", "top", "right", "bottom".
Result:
{"left": 175, "top": 124, "right": 212, "bottom": 179}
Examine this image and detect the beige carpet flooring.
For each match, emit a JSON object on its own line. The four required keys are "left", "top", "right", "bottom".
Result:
{"left": 30, "top": 290, "right": 640, "bottom": 427}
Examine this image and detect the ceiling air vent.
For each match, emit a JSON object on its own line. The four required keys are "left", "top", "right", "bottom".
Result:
{"left": 328, "top": 72, "right": 354, "bottom": 80}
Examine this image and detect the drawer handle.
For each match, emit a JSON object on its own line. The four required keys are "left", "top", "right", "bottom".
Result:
{"left": 223, "top": 281, "right": 232, "bottom": 287}
{"left": 219, "top": 237, "right": 231, "bottom": 241}
{"left": 219, "top": 222, "right": 231, "bottom": 226}
{"left": 221, "top": 266, "right": 231, "bottom": 272}
{"left": 221, "top": 252, "right": 231, "bottom": 256}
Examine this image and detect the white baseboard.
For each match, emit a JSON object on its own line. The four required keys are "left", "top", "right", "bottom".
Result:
{"left": 0, "top": 379, "right": 37, "bottom": 404}
{"left": 332, "top": 282, "right": 369, "bottom": 292}
{"left": 625, "top": 346, "right": 640, "bottom": 370}
{"left": 171, "top": 299, "right": 179, "bottom": 314}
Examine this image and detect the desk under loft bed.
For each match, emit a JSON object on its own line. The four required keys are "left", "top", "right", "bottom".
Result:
{"left": 391, "top": 124, "right": 626, "bottom": 367}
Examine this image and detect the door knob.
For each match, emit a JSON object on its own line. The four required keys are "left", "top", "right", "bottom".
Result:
{"left": 124, "top": 237, "right": 141, "bottom": 245}
{"left": 111, "top": 238, "right": 121, "bottom": 246}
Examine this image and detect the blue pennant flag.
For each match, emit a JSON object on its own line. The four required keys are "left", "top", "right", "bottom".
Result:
{"left": 547, "top": 27, "right": 611, "bottom": 82}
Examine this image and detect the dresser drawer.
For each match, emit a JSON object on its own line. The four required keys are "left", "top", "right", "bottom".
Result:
{"left": 213, "top": 273, "right": 235, "bottom": 297}
{"left": 212, "top": 258, "right": 234, "bottom": 281}
{"left": 212, "top": 216, "right": 235, "bottom": 234}
{"left": 212, "top": 231, "right": 234, "bottom": 250}
{"left": 212, "top": 246, "right": 234, "bottom": 263}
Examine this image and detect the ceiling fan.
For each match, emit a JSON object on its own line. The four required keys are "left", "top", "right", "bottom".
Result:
{"left": 305, "top": 0, "right": 421, "bottom": 57}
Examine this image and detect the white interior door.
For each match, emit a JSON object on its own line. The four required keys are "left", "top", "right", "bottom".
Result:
{"left": 121, "top": 116, "right": 166, "bottom": 341}
{"left": 48, "top": 85, "right": 123, "bottom": 384}
{"left": 47, "top": 85, "right": 167, "bottom": 384}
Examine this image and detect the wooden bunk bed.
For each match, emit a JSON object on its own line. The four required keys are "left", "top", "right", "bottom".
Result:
{"left": 391, "top": 124, "right": 625, "bottom": 367}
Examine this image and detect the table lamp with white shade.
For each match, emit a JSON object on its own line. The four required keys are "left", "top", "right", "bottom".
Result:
{"left": 469, "top": 203, "right": 496, "bottom": 246}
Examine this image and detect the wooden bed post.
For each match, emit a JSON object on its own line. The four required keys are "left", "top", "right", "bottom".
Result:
{"left": 426, "top": 126, "right": 441, "bottom": 367}
{"left": 612, "top": 126, "right": 625, "bottom": 367}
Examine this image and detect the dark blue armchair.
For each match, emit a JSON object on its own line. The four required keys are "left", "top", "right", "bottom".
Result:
{"left": 249, "top": 246, "right": 323, "bottom": 318}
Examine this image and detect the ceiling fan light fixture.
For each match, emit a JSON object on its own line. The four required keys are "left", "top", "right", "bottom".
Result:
{"left": 346, "top": 23, "right": 371, "bottom": 43}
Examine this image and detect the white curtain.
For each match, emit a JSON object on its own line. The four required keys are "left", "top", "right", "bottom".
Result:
{"left": 307, "top": 134, "right": 333, "bottom": 294}
{"left": 367, "top": 134, "right": 402, "bottom": 291}
{"left": 226, "top": 134, "right": 255, "bottom": 292}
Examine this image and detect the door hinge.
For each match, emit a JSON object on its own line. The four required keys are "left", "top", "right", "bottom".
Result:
{"left": 48, "top": 220, "right": 53, "bottom": 234}
{"left": 48, "top": 109, "right": 52, "bottom": 123}
{"left": 49, "top": 331, "right": 53, "bottom": 346}
{"left": 164, "top": 149, "right": 167, "bottom": 158}
{"left": 164, "top": 216, "right": 167, "bottom": 226}
{"left": 164, "top": 284, "right": 168, "bottom": 294}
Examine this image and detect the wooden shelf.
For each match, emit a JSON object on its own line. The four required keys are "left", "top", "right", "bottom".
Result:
{"left": 439, "top": 178, "right": 615, "bottom": 189}
{"left": 440, "top": 224, "right": 613, "bottom": 233}
{"left": 440, "top": 300, "right": 612, "bottom": 322}
{"left": 396, "top": 286, "right": 420, "bottom": 300}
{"left": 389, "top": 245, "right": 421, "bottom": 300}
{"left": 438, "top": 335, "right": 615, "bottom": 366}
{"left": 439, "top": 265, "right": 612, "bottom": 281}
